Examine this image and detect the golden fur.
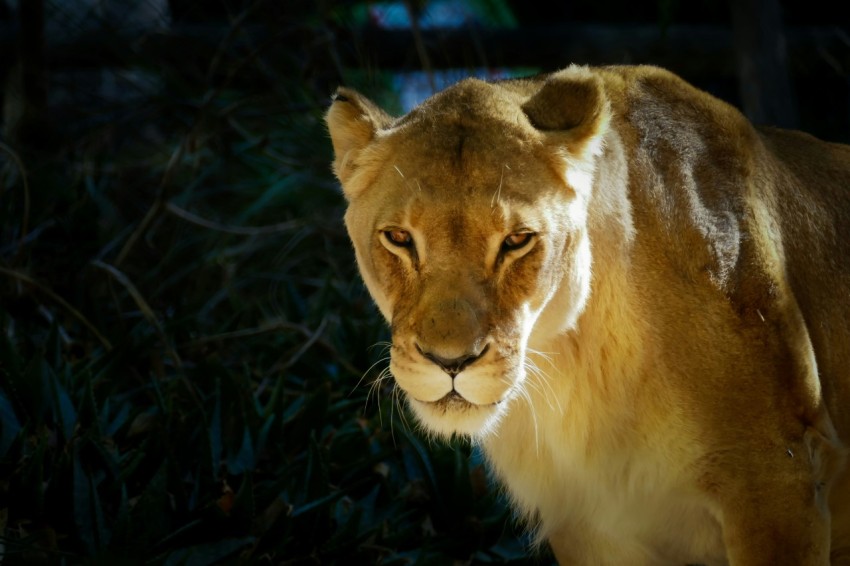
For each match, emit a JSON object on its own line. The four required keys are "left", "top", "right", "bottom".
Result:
{"left": 325, "top": 64, "right": 850, "bottom": 564}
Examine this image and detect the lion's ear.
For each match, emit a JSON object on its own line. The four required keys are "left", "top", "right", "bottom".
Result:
{"left": 521, "top": 66, "right": 610, "bottom": 158}
{"left": 325, "top": 87, "right": 394, "bottom": 194}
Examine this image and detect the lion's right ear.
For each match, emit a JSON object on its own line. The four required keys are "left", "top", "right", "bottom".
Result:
{"left": 325, "top": 87, "right": 394, "bottom": 195}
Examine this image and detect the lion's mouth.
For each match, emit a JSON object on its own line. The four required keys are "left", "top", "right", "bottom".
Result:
{"left": 432, "top": 391, "right": 470, "bottom": 409}
{"left": 421, "top": 390, "right": 500, "bottom": 411}
{"left": 410, "top": 391, "right": 472, "bottom": 409}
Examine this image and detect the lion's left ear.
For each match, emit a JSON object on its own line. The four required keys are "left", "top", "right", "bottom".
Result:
{"left": 325, "top": 87, "right": 394, "bottom": 196}
{"left": 521, "top": 66, "right": 610, "bottom": 159}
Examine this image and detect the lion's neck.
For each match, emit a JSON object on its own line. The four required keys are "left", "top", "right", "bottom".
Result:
{"left": 482, "top": 246, "right": 652, "bottom": 535}
{"left": 515, "top": 127, "right": 646, "bottom": 449}
{"left": 500, "top": 223, "right": 649, "bottom": 439}
{"left": 481, "top": 131, "right": 657, "bottom": 533}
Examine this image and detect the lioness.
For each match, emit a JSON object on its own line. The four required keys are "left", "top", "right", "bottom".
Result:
{"left": 325, "top": 64, "right": 850, "bottom": 564}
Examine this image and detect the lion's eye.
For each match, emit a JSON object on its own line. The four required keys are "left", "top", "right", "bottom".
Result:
{"left": 502, "top": 232, "right": 534, "bottom": 252}
{"left": 383, "top": 229, "right": 413, "bottom": 248}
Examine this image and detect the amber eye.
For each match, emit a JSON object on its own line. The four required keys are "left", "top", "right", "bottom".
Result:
{"left": 383, "top": 229, "right": 413, "bottom": 248}
{"left": 502, "top": 232, "right": 534, "bottom": 252}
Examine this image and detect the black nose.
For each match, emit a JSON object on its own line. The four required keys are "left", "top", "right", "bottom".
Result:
{"left": 416, "top": 344, "right": 489, "bottom": 376}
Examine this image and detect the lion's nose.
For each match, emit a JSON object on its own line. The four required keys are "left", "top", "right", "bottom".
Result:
{"left": 416, "top": 343, "right": 489, "bottom": 377}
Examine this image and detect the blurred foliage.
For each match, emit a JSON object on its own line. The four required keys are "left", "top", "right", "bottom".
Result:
{"left": 0, "top": 1, "right": 537, "bottom": 564}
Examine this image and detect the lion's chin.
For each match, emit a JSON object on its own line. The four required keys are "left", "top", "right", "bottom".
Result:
{"left": 407, "top": 393, "right": 505, "bottom": 438}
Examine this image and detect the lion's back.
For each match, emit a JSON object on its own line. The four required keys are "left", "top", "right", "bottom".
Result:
{"left": 605, "top": 64, "right": 850, "bottom": 437}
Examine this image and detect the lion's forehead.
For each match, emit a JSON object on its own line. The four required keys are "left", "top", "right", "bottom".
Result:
{"left": 372, "top": 134, "right": 561, "bottom": 206}
{"left": 363, "top": 117, "right": 574, "bottom": 255}
{"left": 381, "top": 109, "right": 540, "bottom": 179}
{"left": 386, "top": 149, "right": 524, "bottom": 195}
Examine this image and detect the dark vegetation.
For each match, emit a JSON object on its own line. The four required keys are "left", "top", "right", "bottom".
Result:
{"left": 0, "top": 2, "right": 532, "bottom": 564}
{"left": 0, "top": 1, "right": 847, "bottom": 564}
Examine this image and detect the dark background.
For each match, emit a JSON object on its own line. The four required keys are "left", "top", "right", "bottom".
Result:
{"left": 0, "top": 1, "right": 847, "bottom": 564}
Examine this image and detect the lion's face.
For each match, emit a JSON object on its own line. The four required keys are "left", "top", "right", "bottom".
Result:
{"left": 346, "top": 140, "right": 592, "bottom": 436}
{"left": 327, "top": 72, "right": 609, "bottom": 437}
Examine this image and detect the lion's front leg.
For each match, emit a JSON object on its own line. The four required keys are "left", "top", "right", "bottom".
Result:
{"left": 547, "top": 525, "right": 659, "bottom": 566}
{"left": 710, "top": 432, "right": 836, "bottom": 565}
{"left": 719, "top": 498, "right": 829, "bottom": 565}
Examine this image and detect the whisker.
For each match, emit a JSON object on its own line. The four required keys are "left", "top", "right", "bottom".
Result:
{"left": 524, "top": 358, "right": 563, "bottom": 416}
{"left": 396, "top": 386, "right": 413, "bottom": 434}
{"left": 352, "top": 355, "right": 391, "bottom": 397}
{"left": 355, "top": 341, "right": 398, "bottom": 436}
{"left": 367, "top": 365, "right": 395, "bottom": 434}
{"left": 504, "top": 375, "right": 539, "bottom": 455}
{"left": 526, "top": 360, "right": 564, "bottom": 415}
{"left": 351, "top": 340, "right": 394, "bottom": 398}
{"left": 490, "top": 164, "right": 510, "bottom": 210}
{"left": 526, "top": 349, "right": 564, "bottom": 415}
{"left": 527, "top": 347, "right": 558, "bottom": 366}
{"left": 367, "top": 341, "right": 393, "bottom": 358}
{"left": 388, "top": 380, "right": 397, "bottom": 447}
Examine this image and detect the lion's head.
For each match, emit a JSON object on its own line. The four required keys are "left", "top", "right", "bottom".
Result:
{"left": 326, "top": 67, "right": 611, "bottom": 437}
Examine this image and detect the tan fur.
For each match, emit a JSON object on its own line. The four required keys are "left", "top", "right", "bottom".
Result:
{"left": 325, "top": 64, "right": 850, "bottom": 565}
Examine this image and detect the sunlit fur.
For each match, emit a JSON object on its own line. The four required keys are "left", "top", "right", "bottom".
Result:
{"left": 327, "top": 64, "right": 850, "bottom": 564}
